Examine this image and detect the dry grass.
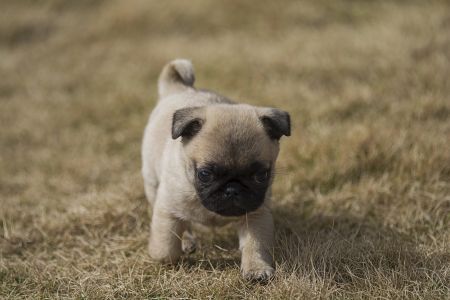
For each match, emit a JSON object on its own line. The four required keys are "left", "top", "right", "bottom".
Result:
{"left": 1, "top": 0, "right": 449, "bottom": 299}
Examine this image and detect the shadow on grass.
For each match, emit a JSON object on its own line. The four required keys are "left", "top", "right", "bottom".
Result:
{"left": 273, "top": 204, "right": 449, "bottom": 290}
{"left": 179, "top": 257, "right": 240, "bottom": 272}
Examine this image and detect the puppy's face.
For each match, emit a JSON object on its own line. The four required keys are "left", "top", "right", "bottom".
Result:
{"left": 172, "top": 104, "right": 290, "bottom": 216}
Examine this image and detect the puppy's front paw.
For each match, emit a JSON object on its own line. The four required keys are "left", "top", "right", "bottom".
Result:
{"left": 148, "top": 242, "right": 181, "bottom": 264}
{"left": 242, "top": 266, "right": 275, "bottom": 283}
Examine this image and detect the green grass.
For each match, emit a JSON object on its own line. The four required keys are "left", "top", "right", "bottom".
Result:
{"left": 1, "top": 0, "right": 449, "bottom": 298}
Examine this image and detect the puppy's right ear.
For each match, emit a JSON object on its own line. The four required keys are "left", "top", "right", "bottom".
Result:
{"left": 172, "top": 107, "right": 205, "bottom": 140}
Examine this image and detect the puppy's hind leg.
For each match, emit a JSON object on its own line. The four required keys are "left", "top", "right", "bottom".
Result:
{"left": 181, "top": 226, "right": 197, "bottom": 254}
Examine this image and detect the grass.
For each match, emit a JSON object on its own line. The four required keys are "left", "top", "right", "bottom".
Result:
{"left": 1, "top": 0, "right": 449, "bottom": 298}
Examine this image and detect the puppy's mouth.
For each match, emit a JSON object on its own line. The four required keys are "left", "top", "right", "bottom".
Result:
{"left": 213, "top": 203, "right": 249, "bottom": 217}
{"left": 215, "top": 207, "right": 247, "bottom": 217}
{"left": 203, "top": 202, "right": 253, "bottom": 217}
{"left": 198, "top": 192, "right": 265, "bottom": 217}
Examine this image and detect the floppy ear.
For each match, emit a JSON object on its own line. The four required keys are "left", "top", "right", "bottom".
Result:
{"left": 172, "top": 107, "right": 205, "bottom": 140}
{"left": 258, "top": 108, "right": 291, "bottom": 140}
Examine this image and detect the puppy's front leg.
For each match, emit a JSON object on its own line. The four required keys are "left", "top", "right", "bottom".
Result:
{"left": 148, "top": 201, "right": 184, "bottom": 264}
{"left": 239, "top": 206, "right": 275, "bottom": 282}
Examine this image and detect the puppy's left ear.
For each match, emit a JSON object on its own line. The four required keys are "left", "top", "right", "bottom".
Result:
{"left": 258, "top": 108, "right": 291, "bottom": 140}
{"left": 172, "top": 106, "right": 205, "bottom": 140}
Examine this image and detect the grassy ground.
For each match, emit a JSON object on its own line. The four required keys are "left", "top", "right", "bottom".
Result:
{"left": 1, "top": 0, "right": 449, "bottom": 298}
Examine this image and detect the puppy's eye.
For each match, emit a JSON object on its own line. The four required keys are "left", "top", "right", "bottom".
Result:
{"left": 197, "top": 169, "right": 213, "bottom": 183}
{"left": 254, "top": 170, "right": 270, "bottom": 184}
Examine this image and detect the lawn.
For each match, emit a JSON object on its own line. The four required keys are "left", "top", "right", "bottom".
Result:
{"left": 1, "top": 0, "right": 449, "bottom": 299}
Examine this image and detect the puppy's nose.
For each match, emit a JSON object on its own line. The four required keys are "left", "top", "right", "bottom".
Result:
{"left": 224, "top": 182, "right": 241, "bottom": 198}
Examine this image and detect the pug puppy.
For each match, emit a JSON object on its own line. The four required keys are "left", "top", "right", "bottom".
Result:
{"left": 141, "top": 59, "right": 290, "bottom": 282}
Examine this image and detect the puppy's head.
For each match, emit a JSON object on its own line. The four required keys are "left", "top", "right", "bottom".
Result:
{"left": 172, "top": 104, "right": 290, "bottom": 216}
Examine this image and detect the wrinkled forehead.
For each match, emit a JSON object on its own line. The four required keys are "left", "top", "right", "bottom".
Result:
{"left": 199, "top": 132, "right": 266, "bottom": 168}
{"left": 188, "top": 106, "right": 277, "bottom": 168}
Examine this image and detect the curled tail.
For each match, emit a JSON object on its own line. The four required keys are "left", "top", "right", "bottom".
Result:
{"left": 158, "top": 59, "right": 195, "bottom": 98}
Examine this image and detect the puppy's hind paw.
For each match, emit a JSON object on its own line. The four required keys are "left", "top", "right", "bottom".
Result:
{"left": 181, "top": 231, "right": 196, "bottom": 254}
{"left": 243, "top": 266, "right": 275, "bottom": 284}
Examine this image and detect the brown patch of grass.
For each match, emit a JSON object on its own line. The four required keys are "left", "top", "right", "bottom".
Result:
{"left": 1, "top": 0, "right": 449, "bottom": 298}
